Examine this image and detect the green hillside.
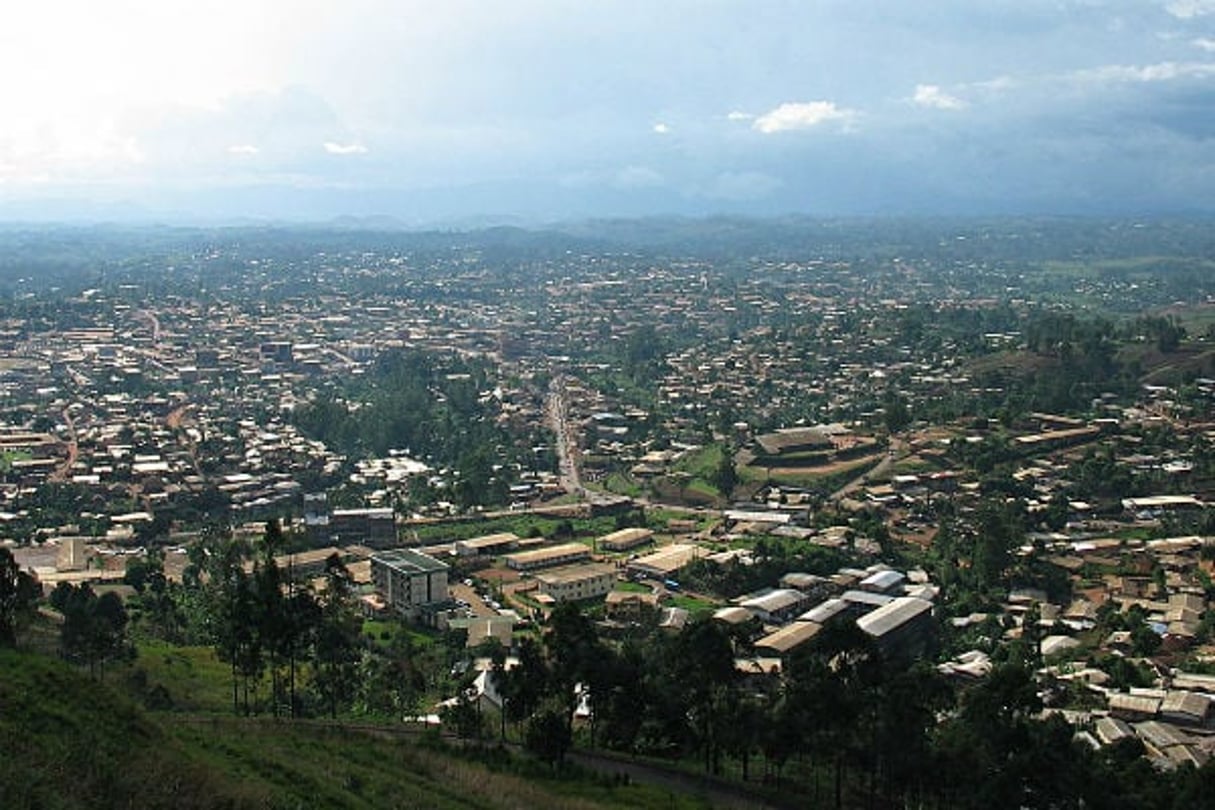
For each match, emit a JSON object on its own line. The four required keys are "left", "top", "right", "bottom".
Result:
{"left": 0, "top": 648, "right": 709, "bottom": 810}
{"left": 0, "top": 647, "right": 255, "bottom": 810}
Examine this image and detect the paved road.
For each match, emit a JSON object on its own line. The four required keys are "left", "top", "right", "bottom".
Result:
{"left": 450, "top": 582, "right": 500, "bottom": 619}
{"left": 545, "top": 374, "right": 583, "bottom": 495}
{"left": 50, "top": 406, "right": 77, "bottom": 482}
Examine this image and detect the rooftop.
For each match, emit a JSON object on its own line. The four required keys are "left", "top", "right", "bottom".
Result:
{"left": 755, "top": 621, "right": 822, "bottom": 654}
{"left": 371, "top": 548, "right": 448, "bottom": 574}
{"left": 856, "top": 596, "right": 933, "bottom": 638}
{"left": 534, "top": 562, "right": 616, "bottom": 585}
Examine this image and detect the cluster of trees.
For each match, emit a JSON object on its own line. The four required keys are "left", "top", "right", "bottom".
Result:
{"left": 49, "top": 582, "right": 131, "bottom": 680}
{"left": 1067, "top": 447, "right": 1137, "bottom": 502}
{"left": 193, "top": 522, "right": 363, "bottom": 717}
{"left": 682, "top": 540, "right": 849, "bottom": 601}
{"left": 293, "top": 349, "right": 517, "bottom": 508}
{"left": 0, "top": 547, "right": 39, "bottom": 647}
{"left": 118, "top": 521, "right": 451, "bottom": 720}
{"left": 463, "top": 601, "right": 1213, "bottom": 808}
{"left": 1131, "top": 314, "right": 1187, "bottom": 353}
{"left": 0, "top": 483, "right": 115, "bottom": 544}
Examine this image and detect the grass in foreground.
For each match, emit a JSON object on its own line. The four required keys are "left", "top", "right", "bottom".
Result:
{"left": 1, "top": 645, "right": 717, "bottom": 810}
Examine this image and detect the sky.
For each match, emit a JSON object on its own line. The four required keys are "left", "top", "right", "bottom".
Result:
{"left": 2, "top": 0, "right": 1215, "bottom": 223}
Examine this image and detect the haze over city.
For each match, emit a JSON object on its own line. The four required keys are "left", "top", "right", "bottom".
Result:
{"left": 4, "top": 0, "right": 1215, "bottom": 223}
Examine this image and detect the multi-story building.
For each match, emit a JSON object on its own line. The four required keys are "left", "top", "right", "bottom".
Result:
{"left": 328, "top": 507, "right": 397, "bottom": 547}
{"left": 371, "top": 549, "right": 450, "bottom": 619}
{"left": 504, "top": 542, "right": 590, "bottom": 572}
{"left": 534, "top": 563, "right": 617, "bottom": 603}
{"left": 856, "top": 596, "right": 935, "bottom": 660}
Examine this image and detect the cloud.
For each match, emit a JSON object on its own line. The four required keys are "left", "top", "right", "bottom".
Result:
{"left": 652, "top": 122, "right": 670, "bottom": 134}
{"left": 726, "top": 111, "right": 753, "bottom": 121}
{"left": 1193, "top": 37, "right": 1215, "bottom": 51}
{"left": 752, "top": 101, "right": 855, "bottom": 134}
{"left": 227, "top": 144, "right": 259, "bottom": 155}
{"left": 969, "top": 76, "right": 1018, "bottom": 92}
{"left": 912, "top": 84, "right": 966, "bottom": 110}
{"left": 323, "top": 141, "right": 367, "bottom": 155}
{"left": 1075, "top": 60, "right": 1215, "bottom": 82}
{"left": 1166, "top": 0, "right": 1215, "bottom": 19}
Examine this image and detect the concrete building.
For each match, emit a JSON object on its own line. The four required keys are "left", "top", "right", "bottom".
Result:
{"left": 55, "top": 537, "right": 89, "bottom": 572}
{"left": 330, "top": 507, "right": 397, "bottom": 547}
{"left": 739, "top": 588, "right": 813, "bottom": 625}
{"left": 504, "top": 542, "right": 591, "bottom": 572}
{"left": 800, "top": 598, "right": 850, "bottom": 625}
{"left": 856, "top": 596, "right": 935, "bottom": 659}
{"left": 1122, "top": 495, "right": 1204, "bottom": 517}
{"left": 755, "top": 621, "right": 822, "bottom": 657}
{"left": 1161, "top": 691, "right": 1214, "bottom": 728}
{"left": 1109, "top": 693, "right": 1163, "bottom": 722}
{"left": 627, "top": 543, "right": 703, "bottom": 580}
{"left": 840, "top": 589, "right": 895, "bottom": 618}
{"left": 859, "top": 569, "right": 906, "bottom": 595}
{"left": 779, "top": 572, "right": 833, "bottom": 597}
{"left": 371, "top": 548, "right": 449, "bottom": 619}
{"left": 454, "top": 532, "right": 519, "bottom": 557}
{"left": 597, "top": 527, "right": 654, "bottom": 552}
{"left": 534, "top": 562, "right": 617, "bottom": 603}
{"left": 606, "top": 590, "right": 661, "bottom": 621}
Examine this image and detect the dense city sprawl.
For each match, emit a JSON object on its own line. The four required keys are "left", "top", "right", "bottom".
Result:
{"left": 2, "top": 218, "right": 1215, "bottom": 809}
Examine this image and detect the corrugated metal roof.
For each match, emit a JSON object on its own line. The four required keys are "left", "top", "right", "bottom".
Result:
{"left": 856, "top": 596, "right": 933, "bottom": 638}
{"left": 755, "top": 621, "right": 822, "bottom": 654}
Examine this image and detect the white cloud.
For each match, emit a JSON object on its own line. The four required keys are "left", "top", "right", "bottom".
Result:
{"left": 323, "top": 141, "right": 368, "bottom": 155}
{"left": 1193, "top": 37, "right": 1215, "bottom": 51}
{"left": 726, "top": 111, "right": 753, "bottom": 121}
{"left": 1166, "top": 0, "right": 1215, "bottom": 19}
{"left": 1075, "top": 60, "right": 1215, "bottom": 82}
{"left": 652, "top": 122, "right": 671, "bottom": 134}
{"left": 912, "top": 84, "right": 966, "bottom": 110}
{"left": 227, "top": 144, "right": 259, "bottom": 155}
{"left": 752, "top": 101, "right": 854, "bottom": 134}
{"left": 969, "top": 75, "right": 1018, "bottom": 92}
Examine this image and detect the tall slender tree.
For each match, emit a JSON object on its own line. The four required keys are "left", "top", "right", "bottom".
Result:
{"left": 313, "top": 554, "right": 360, "bottom": 718}
{"left": 0, "top": 547, "right": 38, "bottom": 647}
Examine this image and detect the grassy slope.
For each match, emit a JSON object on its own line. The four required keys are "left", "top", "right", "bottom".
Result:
{"left": 0, "top": 647, "right": 709, "bottom": 810}
{"left": 0, "top": 647, "right": 262, "bottom": 810}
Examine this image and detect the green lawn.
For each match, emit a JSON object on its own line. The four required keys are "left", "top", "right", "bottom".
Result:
{"left": 667, "top": 593, "right": 718, "bottom": 614}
